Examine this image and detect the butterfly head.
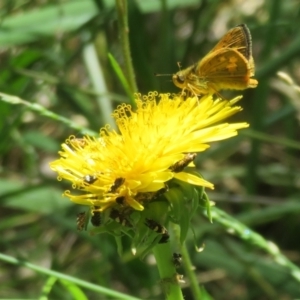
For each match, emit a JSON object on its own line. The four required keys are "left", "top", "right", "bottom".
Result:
{"left": 172, "top": 64, "right": 195, "bottom": 89}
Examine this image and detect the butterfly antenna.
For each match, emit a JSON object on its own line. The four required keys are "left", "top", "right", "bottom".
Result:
{"left": 154, "top": 73, "right": 173, "bottom": 77}
{"left": 177, "top": 62, "right": 182, "bottom": 71}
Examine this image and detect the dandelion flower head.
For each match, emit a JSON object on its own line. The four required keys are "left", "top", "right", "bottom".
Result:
{"left": 50, "top": 92, "right": 248, "bottom": 235}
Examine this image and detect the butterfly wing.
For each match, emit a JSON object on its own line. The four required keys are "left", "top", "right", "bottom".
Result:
{"left": 209, "top": 24, "right": 252, "bottom": 61}
{"left": 172, "top": 24, "right": 258, "bottom": 95}
{"left": 196, "top": 48, "right": 258, "bottom": 91}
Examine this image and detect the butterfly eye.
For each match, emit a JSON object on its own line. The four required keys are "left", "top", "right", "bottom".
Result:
{"left": 176, "top": 75, "right": 185, "bottom": 84}
{"left": 173, "top": 74, "right": 185, "bottom": 85}
{"left": 172, "top": 72, "right": 187, "bottom": 89}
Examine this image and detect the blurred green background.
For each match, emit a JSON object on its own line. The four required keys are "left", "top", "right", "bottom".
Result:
{"left": 1, "top": 0, "right": 300, "bottom": 299}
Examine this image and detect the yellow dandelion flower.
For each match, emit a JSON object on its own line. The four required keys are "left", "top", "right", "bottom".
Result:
{"left": 50, "top": 92, "right": 248, "bottom": 215}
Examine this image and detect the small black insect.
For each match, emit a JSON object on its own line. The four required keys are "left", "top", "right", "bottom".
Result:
{"left": 145, "top": 218, "right": 167, "bottom": 234}
{"left": 159, "top": 232, "right": 170, "bottom": 244}
{"left": 109, "top": 177, "right": 125, "bottom": 193}
{"left": 169, "top": 153, "right": 197, "bottom": 172}
{"left": 153, "top": 184, "right": 169, "bottom": 199}
{"left": 91, "top": 206, "right": 101, "bottom": 227}
{"left": 76, "top": 212, "right": 86, "bottom": 231}
{"left": 145, "top": 218, "right": 169, "bottom": 243}
{"left": 172, "top": 253, "right": 182, "bottom": 268}
{"left": 110, "top": 209, "right": 132, "bottom": 227}
{"left": 115, "top": 196, "right": 125, "bottom": 205}
{"left": 83, "top": 175, "right": 98, "bottom": 184}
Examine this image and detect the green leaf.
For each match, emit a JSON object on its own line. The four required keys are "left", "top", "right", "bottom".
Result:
{"left": 0, "top": 1, "right": 99, "bottom": 46}
{"left": 23, "top": 130, "right": 59, "bottom": 152}
{"left": 108, "top": 53, "right": 135, "bottom": 105}
{"left": 1, "top": 180, "right": 71, "bottom": 213}
{"left": 60, "top": 279, "right": 89, "bottom": 300}
{"left": 137, "top": 0, "right": 202, "bottom": 13}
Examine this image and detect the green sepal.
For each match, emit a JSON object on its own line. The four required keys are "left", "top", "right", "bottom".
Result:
{"left": 114, "top": 235, "right": 123, "bottom": 257}
{"left": 164, "top": 182, "right": 199, "bottom": 244}
{"left": 202, "top": 191, "right": 213, "bottom": 223}
{"left": 186, "top": 169, "right": 212, "bottom": 222}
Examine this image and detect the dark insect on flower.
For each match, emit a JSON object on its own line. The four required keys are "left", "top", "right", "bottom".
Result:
{"left": 154, "top": 184, "right": 169, "bottom": 199}
{"left": 159, "top": 232, "right": 170, "bottom": 244}
{"left": 172, "top": 253, "right": 182, "bottom": 268}
{"left": 76, "top": 212, "right": 86, "bottom": 231}
{"left": 169, "top": 153, "right": 197, "bottom": 173}
{"left": 145, "top": 218, "right": 170, "bottom": 243}
{"left": 109, "top": 177, "right": 125, "bottom": 193}
{"left": 136, "top": 184, "right": 169, "bottom": 202}
{"left": 83, "top": 175, "right": 98, "bottom": 185}
{"left": 145, "top": 218, "right": 167, "bottom": 234}
{"left": 91, "top": 206, "right": 101, "bottom": 227}
{"left": 110, "top": 208, "right": 132, "bottom": 227}
{"left": 115, "top": 196, "right": 125, "bottom": 205}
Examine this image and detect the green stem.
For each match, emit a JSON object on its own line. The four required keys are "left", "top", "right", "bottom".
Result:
{"left": 82, "top": 38, "right": 116, "bottom": 129}
{"left": 0, "top": 92, "right": 96, "bottom": 136}
{"left": 172, "top": 222, "right": 210, "bottom": 300}
{"left": 108, "top": 52, "right": 136, "bottom": 106}
{"left": 242, "top": 129, "right": 300, "bottom": 150}
{"left": 180, "top": 242, "right": 203, "bottom": 300}
{"left": 152, "top": 243, "right": 184, "bottom": 300}
{"left": 115, "top": 0, "right": 138, "bottom": 98}
{"left": 0, "top": 253, "right": 141, "bottom": 300}
{"left": 210, "top": 206, "right": 300, "bottom": 284}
